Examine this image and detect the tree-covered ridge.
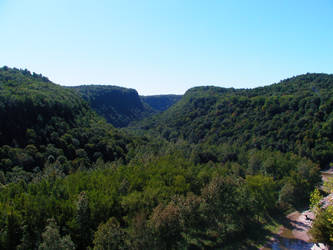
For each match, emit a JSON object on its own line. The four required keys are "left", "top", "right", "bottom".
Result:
{"left": 0, "top": 66, "right": 51, "bottom": 84}
{"left": 72, "top": 85, "right": 154, "bottom": 127}
{"left": 0, "top": 67, "right": 89, "bottom": 146}
{"left": 134, "top": 73, "right": 333, "bottom": 167}
{"left": 0, "top": 67, "right": 140, "bottom": 184}
{"left": 141, "top": 94, "right": 182, "bottom": 112}
{"left": 247, "top": 73, "right": 333, "bottom": 96}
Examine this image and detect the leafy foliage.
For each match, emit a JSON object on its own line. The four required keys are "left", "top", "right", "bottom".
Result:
{"left": 310, "top": 205, "right": 333, "bottom": 245}
{"left": 38, "top": 218, "right": 75, "bottom": 250}
{"left": 310, "top": 179, "right": 333, "bottom": 245}
{"left": 93, "top": 217, "right": 126, "bottom": 250}
{"left": 310, "top": 188, "right": 323, "bottom": 212}
{"left": 0, "top": 151, "right": 320, "bottom": 249}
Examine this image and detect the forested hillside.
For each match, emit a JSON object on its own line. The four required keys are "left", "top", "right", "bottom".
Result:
{"left": 0, "top": 67, "right": 141, "bottom": 184}
{"left": 72, "top": 85, "right": 154, "bottom": 127}
{"left": 134, "top": 73, "right": 333, "bottom": 168}
{"left": 141, "top": 94, "right": 182, "bottom": 112}
{"left": 0, "top": 68, "right": 327, "bottom": 249}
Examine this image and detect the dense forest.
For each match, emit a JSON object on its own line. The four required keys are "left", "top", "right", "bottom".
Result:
{"left": 133, "top": 73, "right": 333, "bottom": 168}
{"left": 0, "top": 67, "right": 143, "bottom": 183}
{"left": 0, "top": 67, "right": 332, "bottom": 249}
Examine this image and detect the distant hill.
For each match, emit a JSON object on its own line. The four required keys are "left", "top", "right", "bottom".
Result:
{"left": 0, "top": 67, "right": 138, "bottom": 182}
{"left": 71, "top": 86, "right": 182, "bottom": 127}
{"left": 0, "top": 67, "right": 88, "bottom": 147}
{"left": 72, "top": 85, "right": 154, "bottom": 127}
{"left": 141, "top": 94, "right": 182, "bottom": 112}
{"left": 133, "top": 73, "right": 333, "bottom": 167}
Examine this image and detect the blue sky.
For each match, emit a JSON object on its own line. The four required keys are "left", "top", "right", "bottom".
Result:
{"left": 1, "top": 0, "right": 332, "bottom": 95}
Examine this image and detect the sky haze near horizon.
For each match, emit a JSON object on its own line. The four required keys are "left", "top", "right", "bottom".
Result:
{"left": 1, "top": 0, "right": 333, "bottom": 95}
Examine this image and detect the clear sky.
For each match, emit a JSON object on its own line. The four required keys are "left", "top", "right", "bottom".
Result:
{"left": 1, "top": 0, "right": 332, "bottom": 95}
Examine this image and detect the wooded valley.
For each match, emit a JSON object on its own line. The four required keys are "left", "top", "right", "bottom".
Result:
{"left": 0, "top": 66, "right": 332, "bottom": 249}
